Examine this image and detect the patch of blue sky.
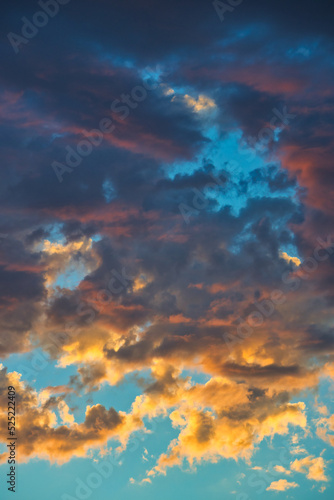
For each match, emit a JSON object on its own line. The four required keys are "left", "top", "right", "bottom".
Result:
{"left": 0, "top": 441, "right": 327, "bottom": 500}
{"left": 140, "top": 64, "right": 165, "bottom": 84}
{"left": 91, "top": 234, "right": 102, "bottom": 243}
{"left": 50, "top": 131, "right": 67, "bottom": 140}
{"left": 228, "top": 216, "right": 299, "bottom": 256}
{"left": 290, "top": 379, "right": 334, "bottom": 419}
{"left": 287, "top": 384, "right": 334, "bottom": 467}
{"left": 212, "top": 175, "right": 297, "bottom": 217}
{"left": 95, "top": 49, "right": 136, "bottom": 70}
{"left": 236, "top": 434, "right": 333, "bottom": 500}
{"left": 163, "top": 129, "right": 286, "bottom": 215}
{"left": 279, "top": 242, "right": 303, "bottom": 262}
{"left": 53, "top": 263, "right": 89, "bottom": 290}
{"left": 102, "top": 178, "right": 116, "bottom": 203}
{"left": 3, "top": 350, "right": 105, "bottom": 429}
{"left": 28, "top": 223, "right": 63, "bottom": 254}
{"left": 216, "top": 22, "right": 272, "bottom": 51}
{"left": 2, "top": 350, "right": 91, "bottom": 428}
{"left": 144, "top": 460, "right": 247, "bottom": 500}
{"left": 138, "top": 320, "right": 152, "bottom": 331}
{"left": 287, "top": 41, "right": 320, "bottom": 60}
{"left": 44, "top": 229, "right": 101, "bottom": 290}
{"left": 43, "top": 223, "right": 65, "bottom": 245}
{"left": 87, "top": 370, "right": 152, "bottom": 414}
{"left": 227, "top": 220, "right": 253, "bottom": 254}
{"left": 47, "top": 222, "right": 102, "bottom": 244}
{"left": 9, "top": 418, "right": 180, "bottom": 500}
{"left": 181, "top": 368, "right": 211, "bottom": 385}
{"left": 162, "top": 126, "right": 222, "bottom": 181}
{"left": 3, "top": 350, "right": 76, "bottom": 391}
{"left": 246, "top": 180, "right": 296, "bottom": 202}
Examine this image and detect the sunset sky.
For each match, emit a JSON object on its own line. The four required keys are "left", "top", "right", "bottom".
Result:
{"left": 1, "top": 1, "right": 334, "bottom": 499}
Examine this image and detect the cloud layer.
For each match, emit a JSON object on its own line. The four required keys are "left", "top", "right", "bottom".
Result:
{"left": 1, "top": 0, "right": 334, "bottom": 492}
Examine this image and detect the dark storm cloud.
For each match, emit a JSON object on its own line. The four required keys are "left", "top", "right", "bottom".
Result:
{"left": 0, "top": 266, "right": 44, "bottom": 303}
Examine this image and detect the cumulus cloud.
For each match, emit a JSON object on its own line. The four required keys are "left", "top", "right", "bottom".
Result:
{"left": 290, "top": 455, "right": 329, "bottom": 482}
{"left": 266, "top": 479, "right": 299, "bottom": 491}
{"left": 0, "top": 366, "right": 143, "bottom": 464}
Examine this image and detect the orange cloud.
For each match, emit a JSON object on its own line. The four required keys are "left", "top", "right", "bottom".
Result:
{"left": 266, "top": 479, "right": 299, "bottom": 491}
{"left": 290, "top": 455, "right": 329, "bottom": 482}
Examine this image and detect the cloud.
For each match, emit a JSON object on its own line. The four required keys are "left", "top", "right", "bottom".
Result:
{"left": 266, "top": 479, "right": 299, "bottom": 491}
{"left": 316, "top": 414, "right": 334, "bottom": 447}
{"left": 0, "top": 366, "right": 142, "bottom": 464}
{"left": 58, "top": 401, "right": 75, "bottom": 425}
{"left": 274, "top": 465, "right": 291, "bottom": 475}
{"left": 290, "top": 455, "right": 329, "bottom": 482}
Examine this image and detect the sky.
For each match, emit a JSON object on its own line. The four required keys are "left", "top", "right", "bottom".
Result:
{"left": 1, "top": 0, "right": 334, "bottom": 499}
